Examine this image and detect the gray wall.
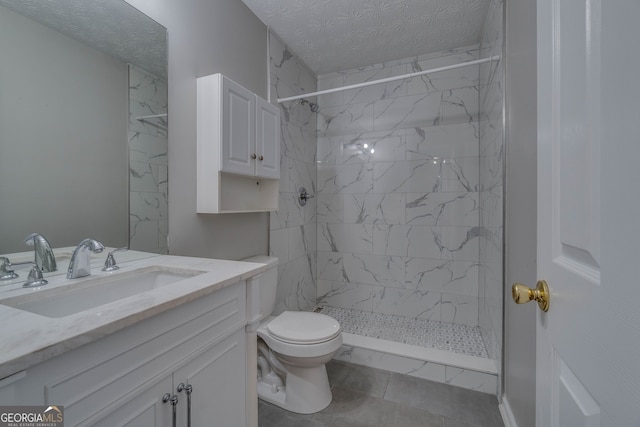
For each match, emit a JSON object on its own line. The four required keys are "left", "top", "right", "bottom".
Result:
{"left": 0, "top": 5, "right": 129, "bottom": 253}
{"left": 503, "top": 0, "right": 537, "bottom": 424}
{"left": 124, "top": 0, "right": 269, "bottom": 260}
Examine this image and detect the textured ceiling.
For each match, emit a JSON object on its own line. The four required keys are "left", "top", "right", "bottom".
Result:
{"left": 243, "top": 0, "right": 490, "bottom": 75}
{"left": 0, "top": 0, "right": 166, "bottom": 78}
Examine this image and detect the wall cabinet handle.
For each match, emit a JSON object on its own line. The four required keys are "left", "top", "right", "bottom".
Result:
{"left": 251, "top": 153, "right": 257, "bottom": 160}
{"left": 259, "top": 155, "right": 264, "bottom": 161}
{"left": 178, "top": 383, "right": 193, "bottom": 427}
{"left": 162, "top": 393, "right": 179, "bottom": 427}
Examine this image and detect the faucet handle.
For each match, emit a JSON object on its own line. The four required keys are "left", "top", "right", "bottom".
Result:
{"left": 102, "top": 247, "right": 128, "bottom": 272}
{"left": 21, "top": 262, "right": 48, "bottom": 288}
{"left": 0, "top": 257, "right": 19, "bottom": 281}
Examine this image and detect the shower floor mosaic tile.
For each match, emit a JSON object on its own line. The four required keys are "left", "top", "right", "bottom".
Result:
{"left": 319, "top": 306, "right": 489, "bottom": 358}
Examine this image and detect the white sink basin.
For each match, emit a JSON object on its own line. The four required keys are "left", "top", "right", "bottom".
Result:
{"left": 0, "top": 266, "right": 204, "bottom": 318}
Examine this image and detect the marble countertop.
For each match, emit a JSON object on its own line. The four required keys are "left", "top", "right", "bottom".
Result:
{"left": 0, "top": 251, "right": 268, "bottom": 379}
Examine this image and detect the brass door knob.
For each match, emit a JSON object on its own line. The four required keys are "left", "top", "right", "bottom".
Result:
{"left": 512, "top": 280, "right": 550, "bottom": 312}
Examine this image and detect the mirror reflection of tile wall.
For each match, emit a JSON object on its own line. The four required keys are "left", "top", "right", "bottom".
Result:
{"left": 128, "top": 65, "right": 168, "bottom": 254}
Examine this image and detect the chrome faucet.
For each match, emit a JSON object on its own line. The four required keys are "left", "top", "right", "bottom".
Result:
{"left": 24, "top": 233, "right": 57, "bottom": 273}
{"left": 67, "top": 238, "right": 105, "bottom": 279}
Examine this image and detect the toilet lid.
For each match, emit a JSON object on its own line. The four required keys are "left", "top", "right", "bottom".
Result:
{"left": 267, "top": 311, "right": 341, "bottom": 344}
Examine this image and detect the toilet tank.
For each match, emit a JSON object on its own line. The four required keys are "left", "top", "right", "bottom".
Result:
{"left": 243, "top": 256, "right": 279, "bottom": 324}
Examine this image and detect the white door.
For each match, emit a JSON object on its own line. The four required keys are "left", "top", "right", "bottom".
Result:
{"left": 536, "top": 0, "right": 640, "bottom": 425}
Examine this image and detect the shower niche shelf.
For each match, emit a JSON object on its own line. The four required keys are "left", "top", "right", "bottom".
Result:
{"left": 196, "top": 73, "right": 280, "bottom": 213}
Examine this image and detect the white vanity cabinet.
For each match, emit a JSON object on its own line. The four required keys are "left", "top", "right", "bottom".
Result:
{"left": 197, "top": 73, "right": 280, "bottom": 213}
{"left": 1, "top": 281, "right": 247, "bottom": 427}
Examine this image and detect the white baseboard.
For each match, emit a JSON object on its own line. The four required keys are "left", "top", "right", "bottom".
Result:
{"left": 499, "top": 396, "right": 518, "bottom": 427}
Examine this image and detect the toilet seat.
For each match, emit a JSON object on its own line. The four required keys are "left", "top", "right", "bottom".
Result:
{"left": 257, "top": 312, "right": 343, "bottom": 358}
{"left": 266, "top": 311, "right": 341, "bottom": 344}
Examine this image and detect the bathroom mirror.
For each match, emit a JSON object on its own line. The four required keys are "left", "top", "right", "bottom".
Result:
{"left": 0, "top": 0, "right": 168, "bottom": 255}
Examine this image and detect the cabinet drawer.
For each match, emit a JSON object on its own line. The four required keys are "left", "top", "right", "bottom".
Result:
{"left": 13, "top": 281, "right": 246, "bottom": 425}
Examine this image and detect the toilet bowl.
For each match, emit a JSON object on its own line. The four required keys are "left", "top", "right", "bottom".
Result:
{"left": 256, "top": 311, "right": 342, "bottom": 414}
{"left": 243, "top": 256, "right": 343, "bottom": 415}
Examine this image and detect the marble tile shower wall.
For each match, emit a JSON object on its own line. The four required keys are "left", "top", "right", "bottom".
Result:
{"left": 478, "top": 0, "right": 504, "bottom": 369}
{"left": 268, "top": 33, "right": 318, "bottom": 314}
{"left": 128, "top": 65, "right": 168, "bottom": 254}
{"left": 316, "top": 46, "right": 483, "bottom": 327}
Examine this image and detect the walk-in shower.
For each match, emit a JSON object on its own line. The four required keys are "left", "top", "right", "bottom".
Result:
{"left": 267, "top": 0, "right": 504, "bottom": 393}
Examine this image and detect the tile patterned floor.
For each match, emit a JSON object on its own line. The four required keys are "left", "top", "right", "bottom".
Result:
{"left": 258, "top": 360, "right": 504, "bottom": 427}
{"left": 319, "top": 306, "right": 489, "bottom": 358}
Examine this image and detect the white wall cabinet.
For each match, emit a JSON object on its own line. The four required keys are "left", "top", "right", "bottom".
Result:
{"left": 197, "top": 73, "right": 280, "bottom": 213}
{"left": 1, "top": 281, "right": 247, "bottom": 427}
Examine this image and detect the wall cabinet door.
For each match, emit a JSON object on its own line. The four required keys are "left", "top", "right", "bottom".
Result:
{"left": 255, "top": 97, "right": 280, "bottom": 180}
{"left": 221, "top": 76, "right": 255, "bottom": 176}
{"left": 174, "top": 329, "right": 247, "bottom": 427}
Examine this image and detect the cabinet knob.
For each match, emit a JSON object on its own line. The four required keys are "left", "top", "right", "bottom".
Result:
{"left": 177, "top": 383, "right": 193, "bottom": 394}
{"left": 259, "top": 155, "right": 264, "bottom": 161}
{"left": 162, "top": 393, "right": 178, "bottom": 406}
{"left": 251, "top": 153, "right": 257, "bottom": 160}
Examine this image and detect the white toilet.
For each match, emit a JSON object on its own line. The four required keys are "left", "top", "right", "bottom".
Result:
{"left": 244, "top": 256, "right": 343, "bottom": 415}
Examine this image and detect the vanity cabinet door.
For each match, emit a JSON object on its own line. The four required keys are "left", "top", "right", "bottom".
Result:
{"left": 0, "top": 371, "right": 24, "bottom": 405}
{"left": 174, "top": 328, "right": 247, "bottom": 427}
{"left": 255, "top": 96, "right": 280, "bottom": 180}
{"left": 89, "top": 374, "right": 173, "bottom": 427}
{"left": 221, "top": 76, "right": 255, "bottom": 177}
